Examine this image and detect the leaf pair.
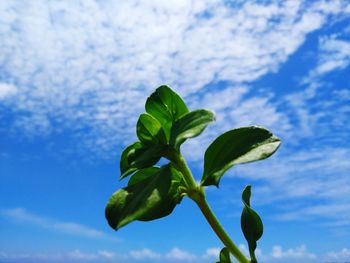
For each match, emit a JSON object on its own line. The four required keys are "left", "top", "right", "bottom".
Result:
{"left": 145, "top": 85, "right": 189, "bottom": 142}
{"left": 144, "top": 85, "right": 215, "bottom": 151}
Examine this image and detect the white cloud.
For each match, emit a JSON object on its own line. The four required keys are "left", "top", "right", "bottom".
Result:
{"left": 277, "top": 203, "right": 350, "bottom": 221}
{"left": 270, "top": 245, "right": 316, "bottom": 260}
{"left": 304, "top": 36, "right": 350, "bottom": 83}
{"left": 233, "top": 146, "right": 350, "bottom": 206}
{"left": 202, "top": 247, "right": 221, "bottom": 258}
{"left": 326, "top": 248, "right": 350, "bottom": 261}
{"left": 165, "top": 248, "right": 197, "bottom": 261}
{"left": 0, "top": 0, "right": 348, "bottom": 156}
{"left": 98, "top": 250, "right": 116, "bottom": 259}
{"left": 0, "top": 82, "right": 17, "bottom": 99}
{"left": 181, "top": 85, "right": 292, "bottom": 162}
{"left": 0, "top": 207, "right": 115, "bottom": 240}
{"left": 235, "top": 244, "right": 318, "bottom": 263}
{"left": 68, "top": 250, "right": 98, "bottom": 261}
{"left": 66, "top": 249, "right": 120, "bottom": 261}
{"left": 129, "top": 248, "right": 161, "bottom": 260}
{"left": 1, "top": 207, "right": 47, "bottom": 225}
{"left": 52, "top": 222, "right": 107, "bottom": 239}
{"left": 121, "top": 247, "right": 199, "bottom": 262}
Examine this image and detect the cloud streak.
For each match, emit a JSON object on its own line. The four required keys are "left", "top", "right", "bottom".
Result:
{"left": 304, "top": 35, "right": 350, "bottom": 83}
{"left": 0, "top": 207, "right": 116, "bottom": 240}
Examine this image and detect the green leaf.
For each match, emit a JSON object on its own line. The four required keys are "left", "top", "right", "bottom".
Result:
{"left": 120, "top": 142, "right": 164, "bottom": 179}
{"left": 145, "top": 85, "right": 189, "bottom": 141}
{"left": 136, "top": 113, "right": 167, "bottom": 145}
{"left": 170, "top": 109, "right": 215, "bottom": 151}
{"left": 201, "top": 126, "right": 281, "bottom": 187}
{"left": 241, "top": 186, "right": 263, "bottom": 263}
{"left": 105, "top": 165, "right": 183, "bottom": 230}
{"left": 127, "top": 167, "right": 160, "bottom": 186}
{"left": 216, "top": 247, "right": 232, "bottom": 263}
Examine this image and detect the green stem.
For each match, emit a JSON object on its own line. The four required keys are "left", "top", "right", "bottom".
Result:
{"left": 173, "top": 154, "right": 198, "bottom": 190}
{"left": 173, "top": 153, "right": 250, "bottom": 263}
{"left": 164, "top": 149, "right": 198, "bottom": 190}
{"left": 195, "top": 193, "right": 250, "bottom": 263}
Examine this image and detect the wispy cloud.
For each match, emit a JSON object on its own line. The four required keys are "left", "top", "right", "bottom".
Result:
{"left": 0, "top": 208, "right": 117, "bottom": 240}
{"left": 0, "top": 82, "right": 18, "bottom": 99}
{"left": 228, "top": 147, "right": 350, "bottom": 226}
{"left": 181, "top": 84, "right": 292, "bottom": 163}
{"left": 304, "top": 36, "right": 350, "bottom": 83}
{"left": 1, "top": 0, "right": 349, "bottom": 157}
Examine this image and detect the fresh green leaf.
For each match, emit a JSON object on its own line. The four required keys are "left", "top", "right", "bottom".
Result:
{"left": 136, "top": 113, "right": 167, "bottom": 145}
{"left": 145, "top": 85, "right": 189, "bottom": 141}
{"left": 216, "top": 247, "right": 232, "bottom": 263}
{"left": 127, "top": 167, "right": 160, "bottom": 186}
{"left": 201, "top": 126, "right": 281, "bottom": 186}
{"left": 120, "top": 142, "right": 141, "bottom": 178}
{"left": 241, "top": 186, "right": 263, "bottom": 263}
{"left": 170, "top": 109, "right": 215, "bottom": 151}
{"left": 106, "top": 165, "right": 183, "bottom": 230}
{"left": 120, "top": 142, "right": 164, "bottom": 179}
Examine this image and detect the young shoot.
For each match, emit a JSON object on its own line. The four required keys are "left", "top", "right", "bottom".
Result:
{"left": 105, "top": 85, "right": 281, "bottom": 263}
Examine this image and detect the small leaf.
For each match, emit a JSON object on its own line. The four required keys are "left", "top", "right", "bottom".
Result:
{"left": 145, "top": 85, "right": 189, "bottom": 141}
{"left": 201, "top": 126, "right": 281, "bottom": 187}
{"left": 120, "top": 142, "right": 164, "bottom": 179}
{"left": 136, "top": 113, "right": 167, "bottom": 145}
{"left": 105, "top": 165, "right": 183, "bottom": 230}
{"left": 216, "top": 247, "right": 232, "bottom": 263}
{"left": 170, "top": 109, "right": 215, "bottom": 150}
{"left": 127, "top": 167, "right": 160, "bottom": 186}
{"left": 241, "top": 186, "right": 263, "bottom": 263}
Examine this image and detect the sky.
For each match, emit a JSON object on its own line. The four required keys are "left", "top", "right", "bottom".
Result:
{"left": 0, "top": 0, "right": 350, "bottom": 262}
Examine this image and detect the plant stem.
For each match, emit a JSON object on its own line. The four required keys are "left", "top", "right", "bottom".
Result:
{"left": 174, "top": 153, "right": 250, "bottom": 263}
{"left": 195, "top": 194, "right": 250, "bottom": 263}
{"left": 166, "top": 151, "right": 198, "bottom": 190}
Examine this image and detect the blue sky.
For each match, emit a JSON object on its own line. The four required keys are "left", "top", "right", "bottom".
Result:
{"left": 0, "top": 0, "right": 350, "bottom": 262}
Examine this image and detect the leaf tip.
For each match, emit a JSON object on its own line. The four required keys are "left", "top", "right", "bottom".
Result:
{"left": 242, "top": 185, "right": 252, "bottom": 206}
{"left": 200, "top": 176, "right": 220, "bottom": 188}
{"left": 105, "top": 204, "right": 118, "bottom": 231}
